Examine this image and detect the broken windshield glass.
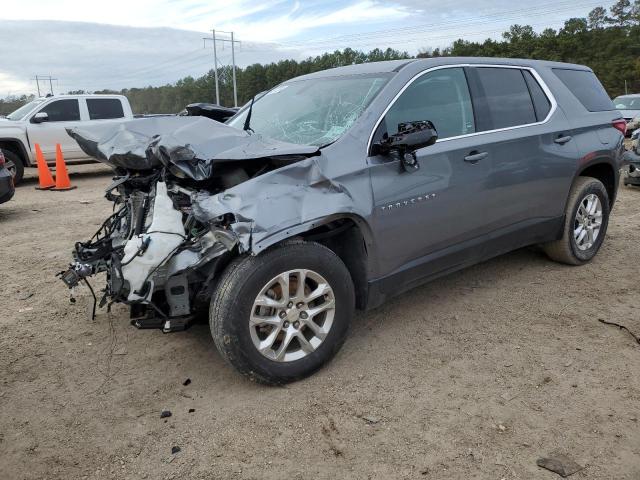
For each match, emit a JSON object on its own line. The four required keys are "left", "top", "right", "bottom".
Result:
{"left": 228, "top": 74, "right": 389, "bottom": 147}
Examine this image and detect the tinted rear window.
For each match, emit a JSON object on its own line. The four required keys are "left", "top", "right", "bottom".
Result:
{"left": 552, "top": 69, "right": 614, "bottom": 112}
{"left": 87, "top": 98, "right": 125, "bottom": 120}
{"left": 475, "top": 67, "right": 537, "bottom": 130}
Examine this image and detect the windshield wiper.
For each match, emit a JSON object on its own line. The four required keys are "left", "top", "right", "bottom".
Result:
{"left": 243, "top": 96, "right": 255, "bottom": 134}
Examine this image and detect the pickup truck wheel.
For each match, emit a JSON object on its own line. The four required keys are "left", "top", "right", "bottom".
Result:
{"left": 210, "top": 241, "right": 355, "bottom": 385}
{"left": 543, "top": 177, "right": 610, "bottom": 265}
{"left": 3, "top": 150, "right": 24, "bottom": 185}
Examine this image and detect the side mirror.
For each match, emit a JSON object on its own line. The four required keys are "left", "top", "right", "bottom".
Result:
{"left": 31, "top": 112, "right": 49, "bottom": 124}
{"left": 375, "top": 121, "right": 438, "bottom": 172}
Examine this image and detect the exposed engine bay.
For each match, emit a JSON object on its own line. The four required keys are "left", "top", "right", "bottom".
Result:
{"left": 58, "top": 116, "right": 328, "bottom": 331}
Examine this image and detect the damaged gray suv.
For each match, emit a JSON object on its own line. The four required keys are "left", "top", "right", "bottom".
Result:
{"left": 60, "top": 58, "right": 625, "bottom": 384}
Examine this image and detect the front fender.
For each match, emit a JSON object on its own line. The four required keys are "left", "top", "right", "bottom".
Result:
{"left": 191, "top": 156, "right": 374, "bottom": 256}
{"left": 0, "top": 125, "right": 32, "bottom": 164}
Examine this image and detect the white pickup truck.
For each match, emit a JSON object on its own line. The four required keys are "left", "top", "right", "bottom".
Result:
{"left": 0, "top": 94, "right": 134, "bottom": 184}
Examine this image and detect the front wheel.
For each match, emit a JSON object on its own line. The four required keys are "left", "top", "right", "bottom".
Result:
{"left": 210, "top": 241, "right": 355, "bottom": 384}
{"left": 543, "top": 176, "right": 610, "bottom": 265}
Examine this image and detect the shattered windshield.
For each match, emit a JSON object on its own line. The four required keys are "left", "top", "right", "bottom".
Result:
{"left": 6, "top": 99, "right": 45, "bottom": 121}
{"left": 228, "top": 74, "right": 389, "bottom": 147}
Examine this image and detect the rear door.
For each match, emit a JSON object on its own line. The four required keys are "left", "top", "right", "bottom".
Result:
{"left": 86, "top": 98, "right": 127, "bottom": 126}
{"left": 464, "top": 65, "right": 578, "bottom": 230}
{"left": 27, "top": 98, "right": 85, "bottom": 160}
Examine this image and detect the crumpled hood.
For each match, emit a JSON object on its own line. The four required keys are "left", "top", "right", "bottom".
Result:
{"left": 67, "top": 116, "right": 319, "bottom": 181}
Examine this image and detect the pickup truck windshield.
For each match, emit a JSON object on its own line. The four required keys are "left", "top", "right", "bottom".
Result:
{"left": 6, "top": 99, "right": 46, "bottom": 121}
{"left": 228, "top": 74, "right": 389, "bottom": 147}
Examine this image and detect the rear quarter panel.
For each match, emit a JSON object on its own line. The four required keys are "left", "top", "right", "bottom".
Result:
{"left": 536, "top": 66, "right": 623, "bottom": 207}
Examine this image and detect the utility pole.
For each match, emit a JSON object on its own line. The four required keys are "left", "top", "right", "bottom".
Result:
{"left": 32, "top": 75, "right": 57, "bottom": 96}
{"left": 202, "top": 30, "right": 240, "bottom": 107}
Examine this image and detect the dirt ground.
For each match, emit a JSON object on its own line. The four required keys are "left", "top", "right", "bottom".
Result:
{"left": 1, "top": 163, "right": 639, "bottom": 480}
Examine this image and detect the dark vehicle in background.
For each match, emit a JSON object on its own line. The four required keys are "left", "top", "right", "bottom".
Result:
{"left": 0, "top": 150, "right": 15, "bottom": 204}
{"left": 60, "top": 58, "right": 624, "bottom": 385}
{"left": 625, "top": 129, "right": 640, "bottom": 187}
{"left": 182, "top": 103, "right": 239, "bottom": 122}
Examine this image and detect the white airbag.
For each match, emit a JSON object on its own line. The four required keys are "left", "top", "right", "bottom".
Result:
{"left": 122, "top": 181, "right": 185, "bottom": 301}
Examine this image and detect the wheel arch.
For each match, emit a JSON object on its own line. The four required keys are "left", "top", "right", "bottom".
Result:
{"left": 254, "top": 213, "right": 375, "bottom": 310}
{"left": 0, "top": 138, "right": 30, "bottom": 166}
{"left": 575, "top": 159, "right": 617, "bottom": 206}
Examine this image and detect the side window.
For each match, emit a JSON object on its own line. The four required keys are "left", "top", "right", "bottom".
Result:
{"left": 38, "top": 99, "right": 80, "bottom": 122}
{"left": 553, "top": 68, "right": 614, "bottom": 112}
{"left": 523, "top": 71, "right": 551, "bottom": 121}
{"left": 474, "top": 68, "right": 537, "bottom": 130}
{"left": 87, "top": 98, "right": 125, "bottom": 120}
{"left": 383, "top": 67, "right": 475, "bottom": 140}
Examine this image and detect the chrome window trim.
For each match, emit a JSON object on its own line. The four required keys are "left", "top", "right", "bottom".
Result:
{"left": 367, "top": 63, "right": 558, "bottom": 152}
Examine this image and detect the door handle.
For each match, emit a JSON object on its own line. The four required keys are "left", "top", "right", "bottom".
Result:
{"left": 554, "top": 135, "right": 573, "bottom": 145}
{"left": 464, "top": 151, "right": 488, "bottom": 163}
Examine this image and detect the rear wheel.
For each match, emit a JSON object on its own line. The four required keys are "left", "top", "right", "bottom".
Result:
{"left": 210, "top": 241, "right": 355, "bottom": 384}
{"left": 3, "top": 150, "right": 24, "bottom": 185}
{"left": 543, "top": 177, "right": 610, "bottom": 265}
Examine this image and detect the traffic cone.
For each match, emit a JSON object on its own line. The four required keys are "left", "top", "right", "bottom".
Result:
{"left": 34, "top": 143, "right": 55, "bottom": 190}
{"left": 52, "top": 144, "right": 76, "bottom": 191}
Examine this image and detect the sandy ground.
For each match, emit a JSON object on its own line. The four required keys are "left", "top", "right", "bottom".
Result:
{"left": 1, "top": 163, "right": 639, "bottom": 480}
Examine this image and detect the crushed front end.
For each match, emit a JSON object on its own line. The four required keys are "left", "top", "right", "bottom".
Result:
{"left": 58, "top": 116, "right": 320, "bottom": 331}
{"left": 59, "top": 172, "right": 235, "bottom": 331}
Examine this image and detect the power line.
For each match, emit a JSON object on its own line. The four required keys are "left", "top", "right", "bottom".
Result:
{"left": 264, "top": 0, "right": 610, "bottom": 49}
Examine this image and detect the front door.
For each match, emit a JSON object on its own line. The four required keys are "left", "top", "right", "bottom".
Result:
{"left": 28, "top": 98, "right": 85, "bottom": 160}
{"left": 370, "top": 66, "right": 494, "bottom": 279}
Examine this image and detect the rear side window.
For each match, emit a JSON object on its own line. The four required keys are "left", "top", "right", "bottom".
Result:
{"left": 87, "top": 98, "right": 125, "bottom": 120}
{"left": 383, "top": 67, "right": 475, "bottom": 140}
{"left": 523, "top": 71, "right": 552, "bottom": 121}
{"left": 38, "top": 99, "right": 80, "bottom": 122}
{"left": 474, "top": 67, "right": 537, "bottom": 130}
{"left": 553, "top": 69, "right": 614, "bottom": 112}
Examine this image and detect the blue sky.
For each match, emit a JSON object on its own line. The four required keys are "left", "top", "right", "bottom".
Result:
{"left": 0, "top": 0, "right": 617, "bottom": 95}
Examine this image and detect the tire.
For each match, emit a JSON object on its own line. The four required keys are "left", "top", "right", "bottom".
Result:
{"left": 210, "top": 241, "right": 355, "bottom": 385}
{"left": 543, "top": 176, "right": 610, "bottom": 265}
{"left": 3, "top": 150, "right": 24, "bottom": 185}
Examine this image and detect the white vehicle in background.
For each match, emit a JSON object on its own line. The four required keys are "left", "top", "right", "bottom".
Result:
{"left": 613, "top": 94, "right": 640, "bottom": 136}
{"left": 0, "top": 95, "right": 135, "bottom": 184}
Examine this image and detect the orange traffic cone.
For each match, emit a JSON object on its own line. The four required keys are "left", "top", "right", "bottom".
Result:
{"left": 52, "top": 144, "right": 76, "bottom": 191}
{"left": 34, "top": 143, "right": 55, "bottom": 190}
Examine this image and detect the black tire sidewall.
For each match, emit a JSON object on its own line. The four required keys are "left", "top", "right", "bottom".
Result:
{"left": 3, "top": 150, "right": 24, "bottom": 185}
{"left": 568, "top": 180, "right": 609, "bottom": 263}
{"left": 212, "top": 243, "right": 354, "bottom": 383}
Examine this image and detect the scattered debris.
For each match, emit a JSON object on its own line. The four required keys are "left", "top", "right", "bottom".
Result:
{"left": 497, "top": 424, "right": 507, "bottom": 432}
{"left": 160, "top": 410, "right": 172, "bottom": 419}
{"left": 536, "top": 455, "right": 584, "bottom": 477}
{"left": 171, "top": 446, "right": 181, "bottom": 454}
{"left": 182, "top": 378, "right": 191, "bottom": 386}
{"left": 18, "top": 307, "right": 33, "bottom": 313}
{"left": 362, "top": 415, "right": 380, "bottom": 424}
{"left": 18, "top": 292, "right": 34, "bottom": 300}
{"left": 598, "top": 319, "right": 640, "bottom": 346}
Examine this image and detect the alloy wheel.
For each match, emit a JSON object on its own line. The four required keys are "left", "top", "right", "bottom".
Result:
{"left": 249, "top": 269, "right": 336, "bottom": 362}
{"left": 574, "top": 193, "right": 603, "bottom": 251}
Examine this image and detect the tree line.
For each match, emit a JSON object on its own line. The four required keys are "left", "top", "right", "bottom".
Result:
{"left": 1, "top": 1, "right": 639, "bottom": 116}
